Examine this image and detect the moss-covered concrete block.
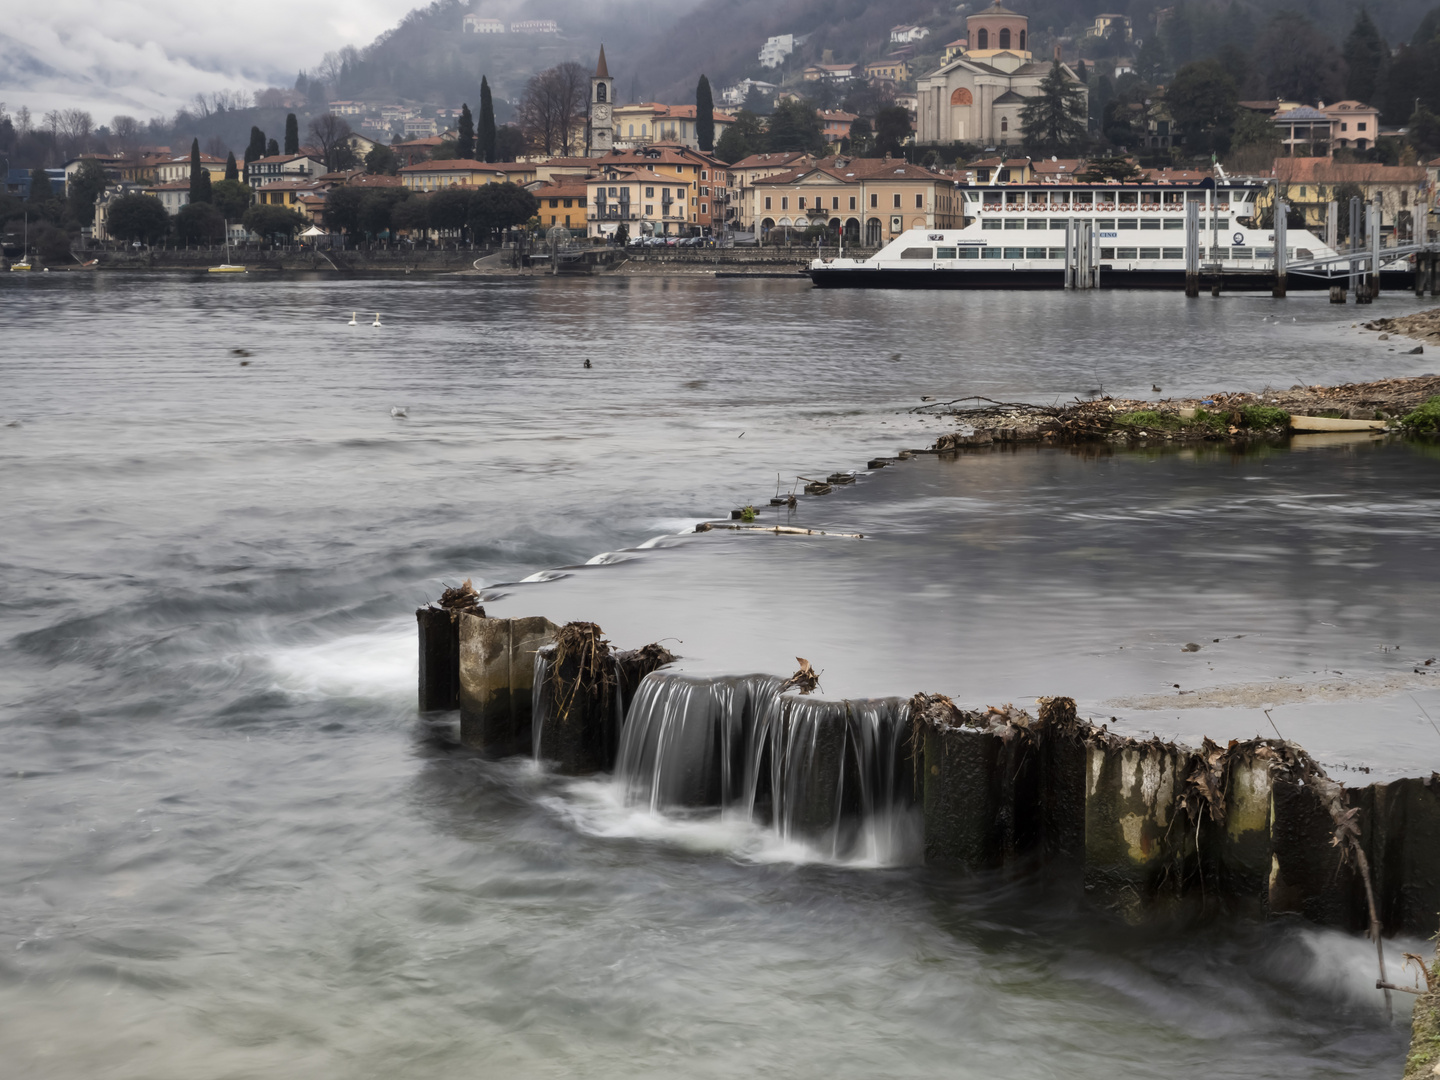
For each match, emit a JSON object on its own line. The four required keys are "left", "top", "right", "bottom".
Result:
{"left": 458, "top": 614, "right": 559, "bottom": 756}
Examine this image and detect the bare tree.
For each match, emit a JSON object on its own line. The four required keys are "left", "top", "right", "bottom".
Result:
{"left": 317, "top": 51, "right": 344, "bottom": 94}
{"left": 307, "top": 113, "right": 354, "bottom": 170}
{"left": 205, "top": 134, "right": 228, "bottom": 158}
{"left": 518, "top": 61, "right": 589, "bottom": 156}
{"left": 59, "top": 109, "right": 93, "bottom": 156}
{"left": 16, "top": 105, "right": 32, "bottom": 136}
{"left": 191, "top": 93, "right": 213, "bottom": 119}
{"left": 111, "top": 114, "right": 140, "bottom": 152}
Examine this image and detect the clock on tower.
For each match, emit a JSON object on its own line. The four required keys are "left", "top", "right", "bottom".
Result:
{"left": 588, "top": 45, "right": 614, "bottom": 158}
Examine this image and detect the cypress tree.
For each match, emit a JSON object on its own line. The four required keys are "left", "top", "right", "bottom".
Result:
{"left": 196, "top": 165, "right": 213, "bottom": 204}
{"left": 225, "top": 151, "right": 238, "bottom": 181}
{"left": 28, "top": 166, "right": 52, "bottom": 207}
{"left": 188, "top": 138, "right": 206, "bottom": 204}
{"left": 457, "top": 103, "right": 475, "bottom": 158}
{"left": 1343, "top": 9, "right": 1387, "bottom": 104}
{"left": 695, "top": 75, "right": 715, "bottom": 152}
{"left": 284, "top": 113, "right": 300, "bottom": 155}
{"left": 479, "top": 77, "right": 497, "bottom": 162}
{"left": 245, "top": 127, "right": 266, "bottom": 166}
{"left": 267, "top": 138, "right": 280, "bottom": 157}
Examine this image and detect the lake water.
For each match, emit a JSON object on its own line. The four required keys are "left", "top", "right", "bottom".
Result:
{"left": 2, "top": 272, "right": 1437, "bottom": 1078}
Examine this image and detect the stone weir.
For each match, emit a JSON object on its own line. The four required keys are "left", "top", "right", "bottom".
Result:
{"left": 417, "top": 608, "right": 1440, "bottom": 937}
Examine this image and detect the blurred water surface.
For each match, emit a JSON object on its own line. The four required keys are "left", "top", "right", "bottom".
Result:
{"left": 1, "top": 273, "right": 1436, "bottom": 1078}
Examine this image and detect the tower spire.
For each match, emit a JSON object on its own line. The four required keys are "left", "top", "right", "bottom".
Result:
{"left": 596, "top": 45, "right": 609, "bottom": 79}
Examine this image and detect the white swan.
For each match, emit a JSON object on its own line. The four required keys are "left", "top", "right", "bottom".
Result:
{"left": 390, "top": 406, "right": 408, "bottom": 418}
{"left": 372, "top": 313, "right": 383, "bottom": 327}
{"left": 347, "top": 311, "right": 357, "bottom": 325}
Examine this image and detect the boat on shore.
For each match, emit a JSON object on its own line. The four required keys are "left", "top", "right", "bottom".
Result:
{"left": 208, "top": 228, "right": 246, "bottom": 274}
{"left": 809, "top": 178, "right": 1359, "bottom": 289}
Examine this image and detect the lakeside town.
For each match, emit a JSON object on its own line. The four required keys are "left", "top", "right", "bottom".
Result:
{"left": 5, "top": 3, "right": 1440, "bottom": 265}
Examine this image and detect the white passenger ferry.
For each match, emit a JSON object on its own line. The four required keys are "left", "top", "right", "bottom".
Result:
{"left": 809, "top": 179, "right": 1346, "bottom": 288}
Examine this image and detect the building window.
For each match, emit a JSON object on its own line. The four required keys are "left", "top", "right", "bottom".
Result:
{"left": 1358, "top": 122, "right": 1367, "bottom": 131}
{"left": 832, "top": 197, "right": 840, "bottom": 209}
{"left": 915, "top": 194, "right": 923, "bottom": 208}
{"left": 782, "top": 197, "right": 788, "bottom": 209}
{"left": 701, "top": 203, "right": 707, "bottom": 214}
{"left": 765, "top": 196, "right": 772, "bottom": 209}
{"left": 977, "top": 28, "right": 988, "bottom": 48}
{"left": 893, "top": 193, "right": 901, "bottom": 208}
{"left": 870, "top": 192, "right": 878, "bottom": 208}
{"left": 999, "top": 28, "right": 1010, "bottom": 48}
{"left": 628, "top": 125, "right": 634, "bottom": 136}
{"left": 550, "top": 199, "right": 558, "bottom": 207}
{"left": 609, "top": 187, "right": 618, "bottom": 197}
{"left": 646, "top": 186, "right": 654, "bottom": 197}
{"left": 646, "top": 205, "right": 653, "bottom": 214}
{"left": 1019, "top": 29, "right": 1026, "bottom": 50}
{"left": 1001, "top": 117, "right": 1009, "bottom": 132}
{"left": 564, "top": 199, "right": 572, "bottom": 207}
{"left": 799, "top": 197, "right": 806, "bottom": 208}
{"left": 849, "top": 196, "right": 857, "bottom": 209}
{"left": 701, "top": 170, "right": 708, "bottom": 180}
{"left": 642, "top": 125, "right": 648, "bottom": 137}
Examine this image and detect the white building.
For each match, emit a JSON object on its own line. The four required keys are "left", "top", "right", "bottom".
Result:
{"left": 721, "top": 79, "right": 778, "bottom": 107}
{"left": 463, "top": 14, "right": 505, "bottom": 32}
{"left": 890, "top": 25, "right": 930, "bottom": 43}
{"left": 760, "top": 35, "right": 798, "bottom": 68}
{"left": 510, "top": 20, "right": 560, "bottom": 33}
{"left": 404, "top": 117, "right": 439, "bottom": 138}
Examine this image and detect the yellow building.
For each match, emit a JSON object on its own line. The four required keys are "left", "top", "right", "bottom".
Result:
{"left": 533, "top": 178, "right": 589, "bottom": 231}
{"left": 153, "top": 153, "right": 229, "bottom": 185}
{"left": 398, "top": 160, "right": 538, "bottom": 191}
{"left": 744, "top": 157, "right": 959, "bottom": 244}
{"left": 612, "top": 104, "right": 735, "bottom": 151}
{"left": 864, "top": 58, "right": 911, "bottom": 82}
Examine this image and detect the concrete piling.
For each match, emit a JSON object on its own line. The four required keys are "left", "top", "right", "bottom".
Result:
{"left": 1329, "top": 285, "right": 1346, "bottom": 304}
{"left": 458, "top": 614, "right": 559, "bottom": 756}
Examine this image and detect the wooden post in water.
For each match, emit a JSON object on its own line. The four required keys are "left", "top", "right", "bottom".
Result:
{"left": 1272, "top": 200, "right": 1287, "bottom": 299}
{"left": 1369, "top": 199, "right": 1382, "bottom": 300}
{"left": 1184, "top": 200, "right": 1200, "bottom": 297}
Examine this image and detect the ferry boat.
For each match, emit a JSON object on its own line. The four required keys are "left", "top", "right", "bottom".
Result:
{"left": 809, "top": 179, "right": 1350, "bottom": 289}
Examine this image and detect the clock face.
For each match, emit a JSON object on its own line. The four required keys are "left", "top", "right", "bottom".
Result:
{"left": 594, "top": 103, "right": 611, "bottom": 122}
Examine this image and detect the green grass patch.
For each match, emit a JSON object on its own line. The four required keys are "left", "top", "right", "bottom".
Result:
{"left": 740, "top": 505, "right": 757, "bottom": 522}
{"left": 1113, "top": 410, "right": 1183, "bottom": 432}
{"left": 1188, "top": 408, "right": 1227, "bottom": 432}
{"left": 1402, "top": 395, "right": 1440, "bottom": 432}
{"left": 1239, "top": 405, "right": 1291, "bottom": 429}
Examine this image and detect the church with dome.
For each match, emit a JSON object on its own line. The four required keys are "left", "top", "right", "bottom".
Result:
{"left": 914, "top": 1, "right": 1087, "bottom": 147}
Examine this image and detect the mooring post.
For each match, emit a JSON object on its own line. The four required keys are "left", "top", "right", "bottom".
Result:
{"left": 1330, "top": 284, "right": 1346, "bottom": 304}
{"left": 1272, "top": 200, "right": 1288, "bottom": 299}
{"left": 1326, "top": 199, "right": 1339, "bottom": 251}
{"left": 1184, "top": 200, "right": 1200, "bottom": 297}
{"left": 1369, "top": 199, "right": 1382, "bottom": 299}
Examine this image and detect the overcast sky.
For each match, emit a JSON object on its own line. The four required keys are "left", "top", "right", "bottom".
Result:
{"left": 1, "top": 0, "right": 419, "bottom": 123}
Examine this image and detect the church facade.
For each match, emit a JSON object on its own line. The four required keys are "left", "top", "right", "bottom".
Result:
{"left": 914, "top": 2, "right": 1086, "bottom": 147}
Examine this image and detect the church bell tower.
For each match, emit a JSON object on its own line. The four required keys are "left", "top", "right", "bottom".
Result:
{"left": 588, "top": 45, "right": 614, "bottom": 157}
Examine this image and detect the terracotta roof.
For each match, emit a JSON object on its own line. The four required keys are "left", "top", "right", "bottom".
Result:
{"left": 590, "top": 167, "right": 690, "bottom": 185}
{"left": 732, "top": 151, "right": 812, "bottom": 169}
{"left": 818, "top": 110, "right": 859, "bottom": 122}
{"left": 534, "top": 179, "right": 590, "bottom": 199}
{"left": 1274, "top": 158, "right": 1424, "bottom": 184}
{"left": 399, "top": 160, "right": 535, "bottom": 172}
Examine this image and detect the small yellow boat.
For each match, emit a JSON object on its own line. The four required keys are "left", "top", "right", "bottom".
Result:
{"left": 9, "top": 260, "right": 33, "bottom": 271}
{"left": 208, "top": 264, "right": 247, "bottom": 273}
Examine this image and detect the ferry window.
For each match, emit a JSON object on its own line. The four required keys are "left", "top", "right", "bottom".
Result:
{"left": 1100, "top": 247, "right": 1116, "bottom": 259}
{"left": 871, "top": 193, "right": 878, "bottom": 208}
{"left": 1004, "top": 219, "right": 1024, "bottom": 230}
{"left": 850, "top": 197, "right": 857, "bottom": 209}
{"left": 982, "top": 218, "right": 1002, "bottom": 229}
{"left": 1027, "top": 218, "right": 1047, "bottom": 230}
{"left": 958, "top": 247, "right": 979, "bottom": 259}
{"left": 1139, "top": 247, "right": 1160, "bottom": 259}
{"left": 937, "top": 247, "right": 957, "bottom": 258}
{"left": 893, "top": 193, "right": 902, "bottom": 208}
{"left": 981, "top": 247, "right": 1003, "bottom": 259}
{"left": 1118, "top": 219, "right": 1138, "bottom": 230}
{"left": 1118, "top": 193, "right": 1138, "bottom": 205}
{"left": 1163, "top": 248, "right": 1183, "bottom": 259}
{"left": 1025, "top": 247, "right": 1046, "bottom": 258}
{"left": 1003, "top": 246, "right": 1024, "bottom": 258}
{"left": 1257, "top": 248, "right": 1275, "bottom": 259}
{"left": 1050, "top": 219, "right": 1068, "bottom": 229}
{"left": 1140, "top": 219, "right": 1161, "bottom": 230}
{"left": 1095, "top": 219, "right": 1115, "bottom": 229}
{"left": 1163, "top": 219, "right": 1184, "bottom": 230}
{"left": 1234, "top": 247, "right": 1253, "bottom": 258}
{"left": 1074, "top": 192, "right": 1094, "bottom": 206}
{"left": 1116, "top": 247, "right": 1138, "bottom": 259}
{"left": 1212, "top": 218, "right": 1229, "bottom": 230}
{"left": 1052, "top": 192, "right": 1070, "bottom": 205}
{"left": 900, "top": 247, "right": 933, "bottom": 259}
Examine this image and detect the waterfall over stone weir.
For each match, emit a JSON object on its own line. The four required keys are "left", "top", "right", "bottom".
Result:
{"left": 614, "top": 673, "right": 919, "bottom": 862}
{"left": 420, "top": 610, "right": 1440, "bottom": 935}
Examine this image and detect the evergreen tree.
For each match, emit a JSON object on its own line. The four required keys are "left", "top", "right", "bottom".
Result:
{"left": 284, "top": 113, "right": 300, "bottom": 155}
{"left": 479, "top": 77, "right": 497, "bottom": 162}
{"left": 765, "top": 98, "right": 826, "bottom": 154}
{"left": 196, "top": 167, "right": 212, "bottom": 204}
{"left": 188, "top": 139, "right": 208, "bottom": 204}
{"left": 1076, "top": 60, "right": 1088, "bottom": 84}
{"left": 267, "top": 138, "right": 280, "bottom": 157}
{"left": 28, "top": 166, "right": 53, "bottom": 207}
{"left": 1019, "top": 61, "right": 1088, "bottom": 152}
{"left": 873, "top": 106, "right": 911, "bottom": 157}
{"left": 224, "top": 152, "right": 238, "bottom": 181}
{"left": 245, "top": 127, "right": 266, "bottom": 166}
{"left": 696, "top": 75, "right": 715, "bottom": 152}
{"left": 1166, "top": 59, "right": 1238, "bottom": 156}
{"left": 1343, "top": 9, "right": 1387, "bottom": 104}
{"left": 457, "top": 103, "right": 475, "bottom": 158}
